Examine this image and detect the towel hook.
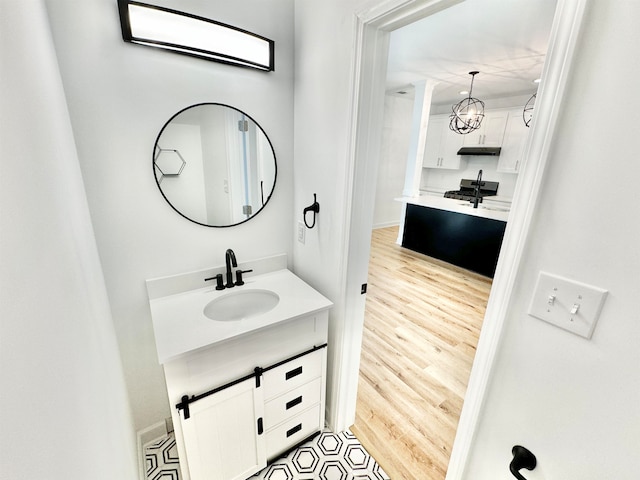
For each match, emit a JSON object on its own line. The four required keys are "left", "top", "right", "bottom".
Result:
{"left": 303, "top": 193, "right": 320, "bottom": 229}
{"left": 510, "top": 445, "right": 537, "bottom": 480}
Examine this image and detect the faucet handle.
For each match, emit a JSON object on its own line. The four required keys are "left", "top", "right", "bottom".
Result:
{"left": 235, "top": 269, "right": 253, "bottom": 286}
{"left": 205, "top": 273, "right": 226, "bottom": 290}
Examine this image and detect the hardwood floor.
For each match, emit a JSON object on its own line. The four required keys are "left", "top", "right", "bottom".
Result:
{"left": 350, "top": 226, "right": 492, "bottom": 480}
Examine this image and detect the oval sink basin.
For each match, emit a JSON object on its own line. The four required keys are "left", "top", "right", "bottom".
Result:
{"left": 203, "top": 289, "right": 280, "bottom": 321}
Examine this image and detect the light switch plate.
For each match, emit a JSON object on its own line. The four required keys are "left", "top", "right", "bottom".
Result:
{"left": 528, "top": 271, "right": 608, "bottom": 339}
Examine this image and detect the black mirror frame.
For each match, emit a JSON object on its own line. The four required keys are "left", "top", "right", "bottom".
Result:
{"left": 153, "top": 103, "right": 277, "bottom": 228}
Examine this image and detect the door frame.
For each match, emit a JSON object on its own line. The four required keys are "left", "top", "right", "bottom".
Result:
{"left": 336, "top": 0, "right": 588, "bottom": 477}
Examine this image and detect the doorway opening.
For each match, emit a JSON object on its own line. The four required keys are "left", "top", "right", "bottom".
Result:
{"left": 338, "top": 0, "right": 587, "bottom": 478}
{"left": 350, "top": 2, "right": 556, "bottom": 476}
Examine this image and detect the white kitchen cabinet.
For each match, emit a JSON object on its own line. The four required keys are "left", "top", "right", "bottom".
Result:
{"left": 462, "top": 109, "right": 509, "bottom": 147}
{"left": 423, "top": 114, "right": 466, "bottom": 169}
{"left": 180, "top": 377, "right": 266, "bottom": 480}
{"left": 163, "top": 311, "right": 329, "bottom": 480}
{"left": 497, "top": 109, "right": 530, "bottom": 173}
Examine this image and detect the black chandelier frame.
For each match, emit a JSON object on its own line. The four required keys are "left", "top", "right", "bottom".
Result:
{"left": 523, "top": 92, "right": 536, "bottom": 127}
{"left": 449, "top": 71, "right": 485, "bottom": 135}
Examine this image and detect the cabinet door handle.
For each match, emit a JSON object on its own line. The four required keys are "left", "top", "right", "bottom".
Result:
{"left": 257, "top": 417, "right": 264, "bottom": 435}
{"left": 286, "top": 396, "right": 303, "bottom": 410}
{"left": 286, "top": 423, "right": 302, "bottom": 438}
{"left": 285, "top": 366, "right": 303, "bottom": 380}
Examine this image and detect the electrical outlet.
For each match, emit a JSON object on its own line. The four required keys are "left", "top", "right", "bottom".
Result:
{"left": 297, "top": 221, "right": 305, "bottom": 244}
{"left": 528, "top": 271, "right": 608, "bottom": 339}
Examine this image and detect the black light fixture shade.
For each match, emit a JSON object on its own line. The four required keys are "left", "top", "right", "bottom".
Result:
{"left": 450, "top": 71, "right": 485, "bottom": 134}
{"left": 117, "top": 0, "right": 275, "bottom": 71}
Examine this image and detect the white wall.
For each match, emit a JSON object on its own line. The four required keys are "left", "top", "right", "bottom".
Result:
{"left": 374, "top": 94, "right": 413, "bottom": 228}
{"left": 0, "top": 1, "right": 137, "bottom": 479}
{"left": 463, "top": 1, "right": 640, "bottom": 478}
{"left": 293, "top": 0, "right": 375, "bottom": 427}
{"left": 44, "top": 0, "right": 295, "bottom": 431}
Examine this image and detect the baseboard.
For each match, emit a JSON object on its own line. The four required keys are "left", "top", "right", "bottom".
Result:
{"left": 372, "top": 221, "right": 399, "bottom": 230}
{"left": 137, "top": 420, "right": 169, "bottom": 480}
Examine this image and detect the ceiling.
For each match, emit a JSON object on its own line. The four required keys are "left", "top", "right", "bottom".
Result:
{"left": 386, "top": 0, "right": 557, "bottom": 105}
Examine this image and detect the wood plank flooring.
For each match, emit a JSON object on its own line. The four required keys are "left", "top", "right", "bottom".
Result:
{"left": 350, "top": 226, "right": 492, "bottom": 480}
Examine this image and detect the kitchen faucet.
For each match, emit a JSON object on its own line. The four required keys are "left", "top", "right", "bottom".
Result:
{"left": 471, "top": 169, "right": 485, "bottom": 208}
{"left": 225, "top": 248, "right": 237, "bottom": 288}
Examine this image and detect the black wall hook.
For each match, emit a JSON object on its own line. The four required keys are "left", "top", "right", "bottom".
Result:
{"left": 303, "top": 193, "right": 320, "bottom": 229}
{"left": 510, "top": 445, "right": 537, "bottom": 480}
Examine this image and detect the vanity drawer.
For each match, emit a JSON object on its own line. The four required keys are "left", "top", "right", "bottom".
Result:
{"left": 265, "top": 404, "right": 321, "bottom": 460}
{"left": 262, "top": 348, "right": 324, "bottom": 400}
{"left": 263, "top": 377, "right": 322, "bottom": 430}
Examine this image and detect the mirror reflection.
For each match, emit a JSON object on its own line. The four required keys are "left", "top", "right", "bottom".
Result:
{"left": 154, "top": 103, "right": 277, "bottom": 227}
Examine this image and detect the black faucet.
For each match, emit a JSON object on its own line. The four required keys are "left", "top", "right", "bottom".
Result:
{"left": 471, "top": 169, "right": 484, "bottom": 208}
{"left": 225, "top": 249, "right": 237, "bottom": 288}
{"left": 204, "top": 248, "right": 252, "bottom": 290}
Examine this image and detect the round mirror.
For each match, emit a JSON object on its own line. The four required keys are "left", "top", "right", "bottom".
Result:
{"left": 153, "top": 103, "right": 277, "bottom": 227}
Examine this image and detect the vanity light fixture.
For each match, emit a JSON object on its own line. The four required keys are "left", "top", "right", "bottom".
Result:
{"left": 449, "top": 71, "right": 485, "bottom": 134}
{"left": 117, "top": 0, "right": 275, "bottom": 71}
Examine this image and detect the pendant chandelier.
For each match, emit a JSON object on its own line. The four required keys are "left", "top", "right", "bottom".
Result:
{"left": 523, "top": 92, "right": 536, "bottom": 127}
{"left": 449, "top": 71, "right": 485, "bottom": 134}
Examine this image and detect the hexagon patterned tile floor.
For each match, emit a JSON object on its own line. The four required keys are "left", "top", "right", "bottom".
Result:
{"left": 145, "top": 433, "right": 180, "bottom": 480}
{"left": 145, "top": 430, "right": 389, "bottom": 480}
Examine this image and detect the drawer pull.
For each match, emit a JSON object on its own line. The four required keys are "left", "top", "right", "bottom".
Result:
{"left": 286, "top": 423, "right": 302, "bottom": 438}
{"left": 286, "top": 396, "right": 303, "bottom": 410}
{"left": 285, "top": 366, "right": 303, "bottom": 380}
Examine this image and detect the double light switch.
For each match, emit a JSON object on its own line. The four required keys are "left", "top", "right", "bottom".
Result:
{"left": 528, "top": 271, "right": 608, "bottom": 339}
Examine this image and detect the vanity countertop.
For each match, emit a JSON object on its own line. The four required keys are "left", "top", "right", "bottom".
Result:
{"left": 149, "top": 268, "right": 333, "bottom": 364}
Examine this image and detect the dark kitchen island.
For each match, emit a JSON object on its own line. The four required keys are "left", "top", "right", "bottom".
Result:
{"left": 400, "top": 196, "right": 509, "bottom": 278}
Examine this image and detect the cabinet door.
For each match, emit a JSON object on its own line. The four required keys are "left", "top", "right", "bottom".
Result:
{"left": 180, "top": 378, "right": 266, "bottom": 480}
{"left": 423, "top": 115, "right": 465, "bottom": 169}
{"left": 423, "top": 115, "right": 445, "bottom": 168}
{"left": 481, "top": 110, "right": 509, "bottom": 146}
{"left": 462, "top": 110, "right": 508, "bottom": 147}
{"left": 497, "top": 110, "right": 529, "bottom": 173}
{"left": 439, "top": 122, "right": 465, "bottom": 169}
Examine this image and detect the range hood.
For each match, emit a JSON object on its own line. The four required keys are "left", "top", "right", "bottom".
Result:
{"left": 457, "top": 146, "right": 502, "bottom": 156}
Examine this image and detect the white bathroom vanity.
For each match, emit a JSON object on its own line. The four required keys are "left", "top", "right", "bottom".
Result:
{"left": 146, "top": 254, "right": 332, "bottom": 480}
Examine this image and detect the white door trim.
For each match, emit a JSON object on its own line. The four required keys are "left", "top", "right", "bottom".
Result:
{"left": 336, "top": 1, "right": 588, "bottom": 479}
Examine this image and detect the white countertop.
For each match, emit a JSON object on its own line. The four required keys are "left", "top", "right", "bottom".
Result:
{"left": 149, "top": 269, "right": 333, "bottom": 364}
{"left": 397, "top": 193, "right": 510, "bottom": 222}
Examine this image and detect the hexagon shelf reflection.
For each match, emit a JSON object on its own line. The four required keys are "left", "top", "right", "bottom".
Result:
{"left": 154, "top": 145, "right": 186, "bottom": 184}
